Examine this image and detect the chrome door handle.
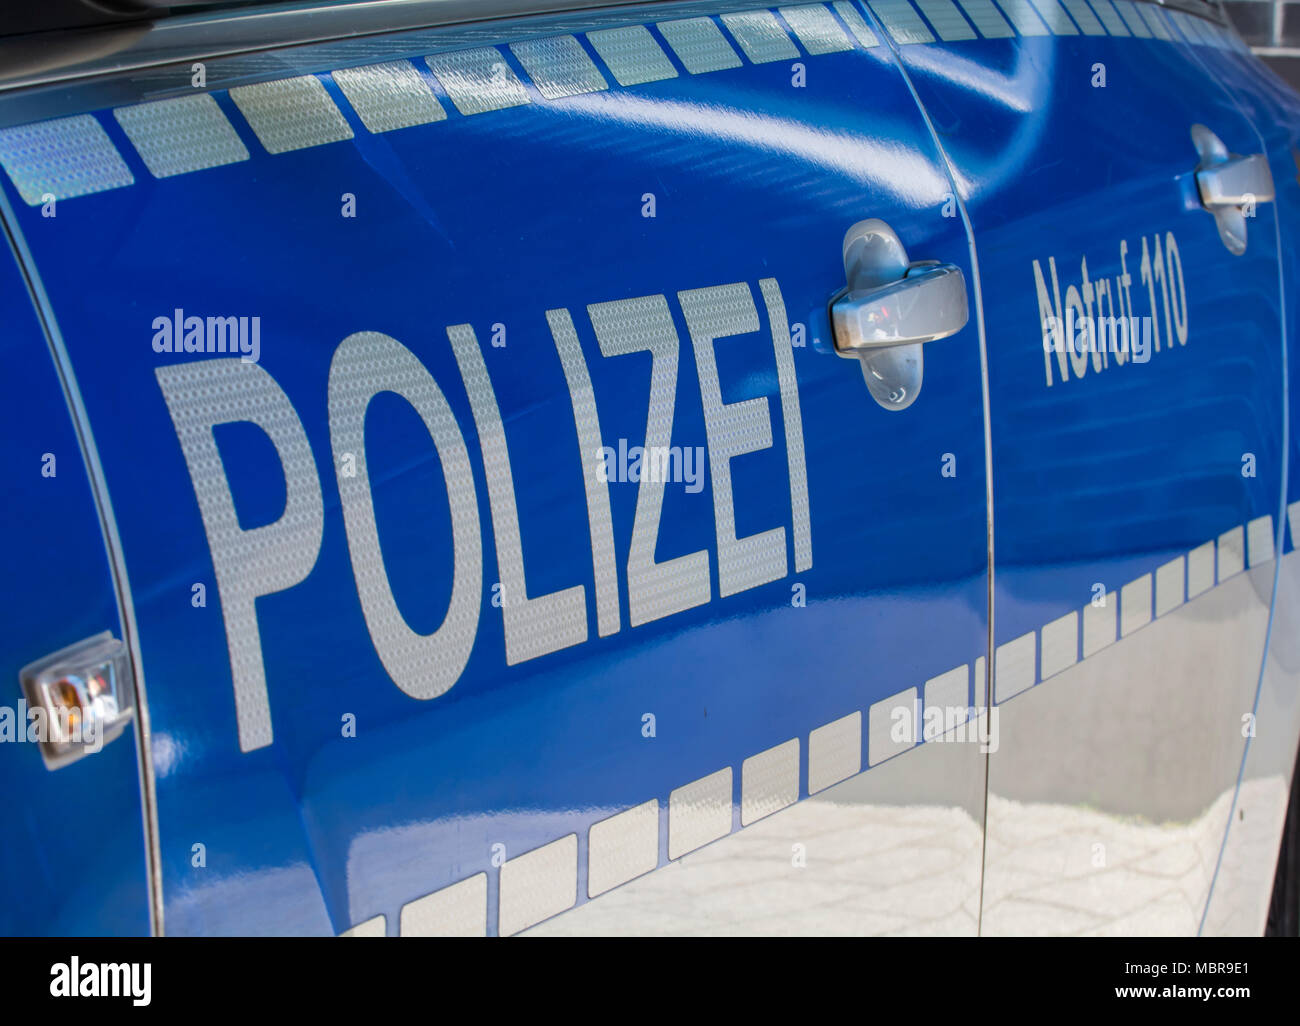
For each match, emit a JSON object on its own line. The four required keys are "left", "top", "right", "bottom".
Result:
{"left": 1191, "top": 124, "right": 1275, "bottom": 255}
{"left": 831, "top": 262, "right": 969, "bottom": 351}
{"left": 829, "top": 218, "right": 969, "bottom": 411}
{"left": 1197, "top": 153, "right": 1275, "bottom": 208}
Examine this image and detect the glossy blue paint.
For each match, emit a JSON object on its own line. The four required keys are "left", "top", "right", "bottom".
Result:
{"left": 882, "top": 4, "right": 1287, "bottom": 682}
{"left": 1178, "top": 18, "right": 1300, "bottom": 541}
{"left": 0, "top": 7, "right": 989, "bottom": 933}
{"left": 6, "top": 0, "right": 1296, "bottom": 936}
{"left": 1162, "top": 9, "right": 1300, "bottom": 927}
{"left": 0, "top": 243, "right": 151, "bottom": 936}
{"left": 868, "top": 0, "right": 1295, "bottom": 935}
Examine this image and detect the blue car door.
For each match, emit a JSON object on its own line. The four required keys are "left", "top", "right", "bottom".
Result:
{"left": 1163, "top": 10, "right": 1300, "bottom": 934}
{"left": 872, "top": 0, "right": 1286, "bottom": 932}
{"left": 0, "top": 248, "right": 153, "bottom": 935}
{"left": 0, "top": 2, "right": 992, "bottom": 934}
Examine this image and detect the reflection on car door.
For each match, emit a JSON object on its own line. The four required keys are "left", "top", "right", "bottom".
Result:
{"left": 0, "top": 2, "right": 992, "bottom": 934}
{"left": 873, "top": 0, "right": 1285, "bottom": 932}
{"left": 1162, "top": 10, "right": 1300, "bottom": 933}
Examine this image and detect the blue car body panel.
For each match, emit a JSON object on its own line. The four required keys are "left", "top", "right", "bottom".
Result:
{"left": 0, "top": 244, "right": 151, "bottom": 935}
{"left": 1165, "top": 11, "right": 1300, "bottom": 927}
{"left": 0, "top": 3, "right": 989, "bottom": 934}
{"left": 880, "top": 0, "right": 1289, "bottom": 932}
{"left": 888, "top": 2, "right": 1284, "bottom": 690}
{"left": 1, "top": 0, "right": 1297, "bottom": 935}
{"left": 1179, "top": 11, "right": 1300, "bottom": 540}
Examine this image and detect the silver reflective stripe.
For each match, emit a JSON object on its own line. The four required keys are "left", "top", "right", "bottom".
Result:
{"left": 1155, "top": 555, "right": 1185, "bottom": 616}
{"left": 1165, "top": 10, "right": 1194, "bottom": 44}
{"left": 424, "top": 46, "right": 529, "bottom": 115}
{"left": 585, "top": 24, "right": 677, "bottom": 85}
{"left": 1189, "top": 13, "right": 1224, "bottom": 46}
{"left": 808, "top": 711, "right": 861, "bottom": 793}
{"left": 996, "top": 0, "right": 1051, "bottom": 35}
{"left": 339, "top": 915, "right": 385, "bottom": 937}
{"left": 331, "top": 60, "right": 446, "bottom": 133}
{"left": 1039, "top": 611, "right": 1078, "bottom": 679}
{"left": 0, "top": 114, "right": 132, "bottom": 204}
{"left": 1218, "top": 525, "right": 1245, "bottom": 579}
{"left": 1247, "top": 514, "right": 1275, "bottom": 567}
{"left": 1137, "top": 2, "right": 1174, "bottom": 39}
{"left": 656, "top": 16, "right": 743, "bottom": 73}
{"left": 668, "top": 768, "right": 732, "bottom": 858}
{"left": 1171, "top": 10, "right": 1210, "bottom": 45}
{"left": 399, "top": 873, "right": 486, "bottom": 937}
{"left": 994, "top": 631, "right": 1036, "bottom": 703}
{"left": 833, "top": 0, "right": 882, "bottom": 45}
{"left": 1113, "top": 0, "right": 1153, "bottom": 36}
{"left": 721, "top": 9, "right": 802, "bottom": 62}
{"left": 229, "top": 75, "right": 352, "bottom": 153}
{"left": 924, "top": 664, "right": 970, "bottom": 739}
{"left": 509, "top": 34, "right": 608, "bottom": 99}
{"left": 915, "top": 0, "right": 978, "bottom": 40}
{"left": 588, "top": 800, "right": 660, "bottom": 897}
{"left": 498, "top": 835, "right": 577, "bottom": 935}
{"left": 1087, "top": 0, "right": 1131, "bottom": 36}
{"left": 740, "top": 738, "right": 799, "bottom": 825}
{"left": 956, "top": 0, "right": 1015, "bottom": 37}
{"left": 778, "top": 4, "right": 854, "bottom": 53}
{"left": 1082, "top": 592, "right": 1117, "bottom": 657}
{"left": 1187, "top": 541, "right": 1215, "bottom": 597}
{"left": 869, "top": 0, "right": 937, "bottom": 43}
{"left": 114, "top": 94, "right": 248, "bottom": 178}
{"left": 1060, "top": 0, "right": 1106, "bottom": 33}
{"left": 1120, "top": 573, "right": 1152, "bottom": 636}
{"left": 1027, "top": 0, "right": 1080, "bottom": 33}
{"left": 869, "top": 687, "right": 918, "bottom": 762}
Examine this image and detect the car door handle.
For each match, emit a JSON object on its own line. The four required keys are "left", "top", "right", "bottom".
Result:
{"left": 831, "top": 262, "right": 969, "bottom": 351}
{"left": 829, "top": 218, "right": 969, "bottom": 411}
{"left": 1196, "top": 152, "right": 1275, "bottom": 209}
{"left": 1190, "top": 124, "right": 1274, "bottom": 255}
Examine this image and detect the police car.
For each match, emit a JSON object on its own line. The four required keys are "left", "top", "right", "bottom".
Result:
{"left": 2, "top": 0, "right": 1299, "bottom": 938}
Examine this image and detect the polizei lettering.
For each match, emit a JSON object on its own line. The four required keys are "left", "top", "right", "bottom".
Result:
{"left": 156, "top": 278, "right": 812, "bottom": 753}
